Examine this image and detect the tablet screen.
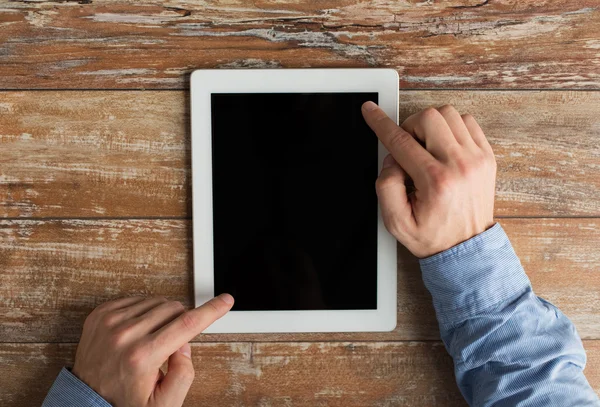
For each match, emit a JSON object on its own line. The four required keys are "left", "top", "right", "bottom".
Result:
{"left": 211, "top": 93, "right": 378, "bottom": 311}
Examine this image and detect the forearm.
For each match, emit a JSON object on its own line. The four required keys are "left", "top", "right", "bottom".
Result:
{"left": 42, "top": 368, "right": 111, "bottom": 407}
{"left": 420, "top": 223, "right": 599, "bottom": 406}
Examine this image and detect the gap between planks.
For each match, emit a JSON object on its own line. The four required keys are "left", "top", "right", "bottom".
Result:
{"left": 2, "top": 340, "right": 599, "bottom": 345}
{"left": 2, "top": 216, "right": 600, "bottom": 221}
{"left": 3, "top": 88, "right": 600, "bottom": 92}
{"left": 0, "top": 339, "right": 446, "bottom": 345}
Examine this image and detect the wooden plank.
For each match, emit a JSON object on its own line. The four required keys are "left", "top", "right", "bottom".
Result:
{"left": 0, "top": 218, "right": 598, "bottom": 343}
{"left": 1, "top": 90, "right": 599, "bottom": 218}
{"left": 2, "top": 341, "right": 599, "bottom": 407}
{"left": 0, "top": 91, "right": 190, "bottom": 218}
{"left": 399, "top": 91, "right": 600, "bottom": 217}
{"left": 1, "top": 1, "right": 600, "bottom": 89}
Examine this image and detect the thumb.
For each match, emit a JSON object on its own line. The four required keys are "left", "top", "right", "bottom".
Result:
{"left": 154, "top": 343, "right": 195, "bottom": 407}
{"left": 376, "top": 154, "right": 416, "bottom": 239}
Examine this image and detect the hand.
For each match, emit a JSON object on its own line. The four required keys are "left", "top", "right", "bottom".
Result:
{"left": 361, "top": 102, "right": 496, "bottom": 258}
{"left": 72, "top": 294, "right": 234, "bottom": 407}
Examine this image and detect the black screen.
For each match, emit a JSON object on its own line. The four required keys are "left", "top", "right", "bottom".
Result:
{"left": 211, "top": 93, "right": 378, "bottom": 311}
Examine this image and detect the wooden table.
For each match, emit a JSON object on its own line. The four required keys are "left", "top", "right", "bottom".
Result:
{"left": 1, "top": 1, "right": 599, "bottom": 405}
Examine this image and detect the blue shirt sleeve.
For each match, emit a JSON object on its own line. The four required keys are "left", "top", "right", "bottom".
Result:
{"left": 42, "top": 367, "right": 112, "bottom": 407}
{"left": 420, "top": 223, "right": 600, "bottom": 406}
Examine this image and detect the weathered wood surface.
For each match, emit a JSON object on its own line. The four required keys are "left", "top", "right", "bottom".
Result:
{"left": 0, "top": 218, "right": 598, "bottom": 343}
{"left": 0, "top": 91, "right": 190, "bottom": 218}
{"left": 1, "top": 341, "right": 599, "bottom": 407}
{"left": 1, "top": 90, "right": 599, "bottom": 218}
{"left": 1, "top": 342, "right": 464, "bottom": 407}
{"left": 2, "top": 0, "right": 600, "bottom": 403}
{"left": 1, "top": 1, "right": 600, "bottom": 89}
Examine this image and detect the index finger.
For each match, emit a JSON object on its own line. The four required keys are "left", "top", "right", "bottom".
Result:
{"left": 362, "top": 101, "right": 436, "bottom": 185}
{"left": 150, "top": 293, "right": 234, "bottom": 361}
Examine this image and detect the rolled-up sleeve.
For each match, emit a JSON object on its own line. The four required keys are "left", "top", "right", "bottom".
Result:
{"left": 420, "top": 223, "right": 600, "bottom": 406}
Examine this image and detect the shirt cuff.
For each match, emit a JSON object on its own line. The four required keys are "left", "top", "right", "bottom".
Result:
{"left": 42, "top": 367, "right": 112, "bottom": 407}
{"left": 419, "top": 223, "right": 531, "bottom": 326}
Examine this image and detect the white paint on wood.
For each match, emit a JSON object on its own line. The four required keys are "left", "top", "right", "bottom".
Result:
{"left": 79, "top": 68, "right": 157, "bottom": 76}
{"left": 171, "top": 28, "right": 377, "bottom": 63}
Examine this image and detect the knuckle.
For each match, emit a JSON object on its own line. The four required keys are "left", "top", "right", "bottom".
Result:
{"left": 455, "top": 151, "right": 497, "bottom": 179}
{"left": 437, "top": 104, "right": 456, "bottom": 115}
{"left": 474, "top": 153, "right": 488, "bottom": 168}
{"left": 91, "top": 300, "right": 112, "bottom": 315}
{"left": 485, "top": 149, "right": 497, "bottom": 164}
{"left": 372, "top": 112, "right": 391, "bottom": 130}
{"left": 472, "top": 152, "right": 494, "bottom": 172}
{"left": 373, "top": 111, "right": 387, "bottom": 123}
{"left": 100, "top": 312, "right": 120, "bottom": 328}
{"left": 483, "top": 153, "right": 497, "bottom": 176}
{"left": 461, "top": 113, "right": 474, "bottom": 123}
{"left": 181, "top": 312, "right": 199, "bottom": 331}
{"left": 421, "top": 107, "right": 441, "bottom": 121}
{"left": 107, "top": 330, "right": 127, "bottom": 348}
{"left": 446, "top": 143, "right": 463, "bottom": 157}
{"left": 125, "top": 343, "right": 149, "bottom": 370}
{"left": 112, "top": 321, "right": 135, "bottom": 339}
{"left": 433, "top": 175, "right": 453, "bottom": 193}
{"left": 83, "top": 312, "right": 96, "bottom": 330}
{"left": 152, "top": 297, "right": 168, "bottom": 305}
{"left": 490, "top": 154, "right": 498, "bottom": 171}
{"left": 207, "top": 299, "right": 221, "bottom": 314}
{"left": 425, "top": 163, "right": 442, "bottom": 178}
{"left": 166, "top": 301, "right": 185, "bottom": 314}
{"left": 169, "top": 301, "right": 186, "bottom": 314}
{"left": 427, "top": 165, "right": 452, "bottom": 192}
{"left": 375, "top": 174, "right": 396, "bottom": 192}
{"left": 455, "top": 156, "right": 474, "bottom": 176}
{"left": 93, "top": 302, "right": 109, "bottom": 312}
{"left": 388, "top": 129, "right": 412, "bottom": 150}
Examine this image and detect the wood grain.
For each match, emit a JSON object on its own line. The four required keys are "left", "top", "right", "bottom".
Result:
{"left": 1, "top": 90, "right": 599, "bottom": 218}
{"left": 0, "top": 91, "right": 190, "bottom": 218}
{"left": 399, "top": 91, "right": 600, "bottom": 217}
{"left": 1, "top": 1, "right": 600, "bottom": 89}
{"left": 0, "top": 218, "right": 598, "bottom": 343}
{"left": 2, "top": 1, "right": 599, "bottom": 404}
{"left": 0, "top": 342, "right": 464, "bottom": 407}
{"left": 2, "top": 340, "right": 599, "bottom": 407}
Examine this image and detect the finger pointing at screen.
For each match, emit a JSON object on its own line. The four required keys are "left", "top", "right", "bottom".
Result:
{"left": 69, "top": 294, "right": 234, "bottom": 407}
{"left": 361, "top": 101, "right": 435, "bottom": 187}
{"left": 151, "top": 293, "right": 234, "bottom": 364}
{"left": 361, "top": 102, "right": 496, "bottom": 259}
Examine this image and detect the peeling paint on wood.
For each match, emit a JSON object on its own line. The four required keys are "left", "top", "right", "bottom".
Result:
{"left": 0, "top": 218, "right": 597, "bottom": 343}
{"left": 0, "top": 342, "right": 469, "bottom": 406}
{"left": 0, "top": 1, "right": 600, "bottom": 88}
{"left": 1, "top": 341, "right": 599, "bottom": 406}
{"left": 1, "top": 1, "right": 600, "bottom": 403}
{"left": 0, "top": 91, "right": 189, "bottom": 218}
{"left": 1, "top": 90, "right": 599, "bottom": 218}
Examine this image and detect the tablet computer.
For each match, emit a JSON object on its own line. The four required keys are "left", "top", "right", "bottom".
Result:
{"left": 191, "top": 69, "right": 398, "bottom": 333}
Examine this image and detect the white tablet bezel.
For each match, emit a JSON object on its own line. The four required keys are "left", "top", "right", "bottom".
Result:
{"left": 191, "top": 69, "right": 398, "bottom": 333}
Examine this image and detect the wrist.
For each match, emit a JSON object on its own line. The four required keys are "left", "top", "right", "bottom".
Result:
{"left": 411, "top": 219, "right": 496, "bottom": 259}
{"left": 418, "top": 223, "right": 531, "bottom": 325}
{"left": 71, "top": 364, "right": 109, "bottom": 404}
{"left": 43, "top": 368, "right": 112, "bottom": 407}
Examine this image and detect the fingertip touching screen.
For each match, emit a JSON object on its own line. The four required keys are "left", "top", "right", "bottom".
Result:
{"left": 211, "top": 93, "right": 379, "bottom": 311}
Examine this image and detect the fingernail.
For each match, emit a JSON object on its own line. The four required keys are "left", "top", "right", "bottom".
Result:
{"left": 178, "top": 343, "right": 192, "bottom": 359}
{"left": 382, "top": 154, "right": 396, "bottom": 169}
{"left": 219, "top": 293, "right": 234, "bottom": 305}
{"left": 362, "top": 101, "right": 378, "bottom": 112}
